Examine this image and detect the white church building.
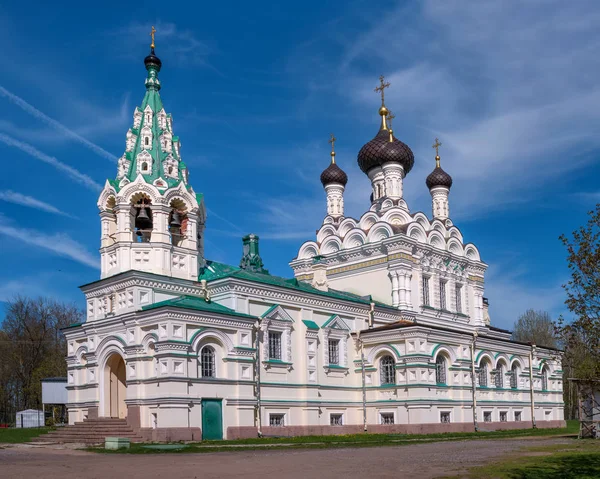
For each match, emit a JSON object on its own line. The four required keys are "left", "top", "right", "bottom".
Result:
{"left": 63, "top": 40, "right": 565, "bottom": 441}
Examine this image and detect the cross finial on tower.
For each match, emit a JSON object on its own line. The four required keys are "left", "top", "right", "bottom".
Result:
{"left": 387, "top": 111, "right": 395, "bottom": 129}
{"left": 150, "top": 26, "right": 157, "bottom": 50}
{"left": 432, "top": 138, "right": 442, "bottom": 167}
{"left": 328, "top": 133, "right": 337, "bottom": 164}
{"left": 374, "top": 75, "right": 391, "bottom": 106}
{"left": 432, "top": 138, "right": 442, "bottom": 157}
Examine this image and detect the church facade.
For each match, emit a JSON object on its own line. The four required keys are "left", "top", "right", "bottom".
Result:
{"left": 63, "top": 41, "right": 565, "bottom": 441}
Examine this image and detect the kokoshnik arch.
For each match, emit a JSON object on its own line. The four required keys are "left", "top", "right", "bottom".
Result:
{"left": 63, "top": 30, "right": 565, "bottom": 441}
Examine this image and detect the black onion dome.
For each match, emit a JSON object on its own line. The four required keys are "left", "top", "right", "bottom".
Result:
{"left": 426, "top": 163, "right": 453, "bottom": 189}
{"left": 357, "top": 130, "right": 415, "bottom": 174}
{"left": 320, "top": 161, "right": 348, "bottom": 186}
{"left": 144, "top": 49, "right": 162, "bottom": 71}
{"left": 380, "top": 134, "right": 415, "bottom": 174}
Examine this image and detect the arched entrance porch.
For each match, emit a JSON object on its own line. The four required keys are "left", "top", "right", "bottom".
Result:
{"left": 103, "top": 353, "right": 127, "bottom": 418}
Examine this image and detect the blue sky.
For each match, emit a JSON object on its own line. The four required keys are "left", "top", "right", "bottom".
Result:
{"left": 0, "top": 0, "right": 598, "bottom": 329}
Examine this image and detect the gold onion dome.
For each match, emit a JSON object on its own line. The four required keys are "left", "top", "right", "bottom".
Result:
{"left": 356, "top": 76, "right": 415, "bottom": 175}
{"left": 321, "top": 134, "right": 348, "bottom": 186}
{"left": 425, "top": 139, "right": 453, "bottom": 189}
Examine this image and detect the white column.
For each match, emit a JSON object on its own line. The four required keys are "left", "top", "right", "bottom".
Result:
{"left": 325, "top": 184, "right": 345, "bottom": 218}
{"left": 389, "top": 271, "right": 399, "bottom": 307}
{"left": 398, "top": 269, "right": 413, "bottom": 309}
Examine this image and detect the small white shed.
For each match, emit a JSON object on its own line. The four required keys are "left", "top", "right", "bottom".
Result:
{"left": 15, "top": 409, "right": 45, "bottom": 428}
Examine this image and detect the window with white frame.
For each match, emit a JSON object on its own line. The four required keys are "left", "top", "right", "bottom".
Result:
{"left": 380, "top": 412, "right": 395, "bottom": 425}
{"left": 541, "top": 367, "right": 549, "bottom": 391}
{"left": 440, "top": 412, "right": 451, "bottom": 423}
{"left": 269, "top": 414, "right": 285, "bottom": 427}
{"left": 200, "top": 346, "right": 215, "bottom": 378}
{"left": 439, "top": 279, "right": 447, "bottom": 310}
{"left": 478, "top": 361, "right": 489, "bottom": 387}
{"left": 330, "top": 414, "right": 343, "bottom": 426}
{"left": 514, "top": 411, "right": 521, "bottom": 422}
{"left": 436, "top": 355, "right": 447, "bottom": 385}
{"left": 510, "top": 364, "right": 519, "bottom": 389}
{"left": 380, "top": 355, "right": 396, "bottom": 385}
{"left": 455, "top": 284, "right": 462, "bottom": 313}
{"left": 483, "top": 411, "right": 492, "bottom": 422}
{"left": 500, "top": 411, "right": 508, "bottom": 422}
{"left": 495, "top": 363, "right": 505, "bottom": 388}
{"left": 328, "top": 339, "right": 340, "bottom": 365}
{"left": 268, "top": 331, "right": 282, "bottom": 360}
{"left": 422, "top": 275, "right": 430, "bottom": 306}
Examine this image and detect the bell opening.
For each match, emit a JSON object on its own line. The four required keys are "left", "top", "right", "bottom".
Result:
{"left": 132, "top": 196, "right": 153, "bottom": 243}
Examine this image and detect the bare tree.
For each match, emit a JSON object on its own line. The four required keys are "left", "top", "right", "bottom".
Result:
{"left": 512, "top": 309, "right": 557, "bottom": 348}
{"left": 0, "top": 296, "right": 82, "bottom": 416}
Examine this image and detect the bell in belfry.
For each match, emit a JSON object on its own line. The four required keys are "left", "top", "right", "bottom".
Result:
{"left": 135, "top": 205, "right": 152, "bottom": 230}
{"left": 170, "top": 210, "right": 182, "bottom": 228}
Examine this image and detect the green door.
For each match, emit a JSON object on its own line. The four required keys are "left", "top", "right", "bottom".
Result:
{"left": 201, "top": 399, "right": 223, "bottom": 440}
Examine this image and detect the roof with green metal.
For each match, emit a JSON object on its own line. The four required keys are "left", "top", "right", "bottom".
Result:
{"left": 302, "top": 319, "right": 320, "bottom": 330}
{"left": 141, "top": 294, "right": 256, "bottom": 320}
{"left": 199, "top": 260, "right": 395, "bottom": 310}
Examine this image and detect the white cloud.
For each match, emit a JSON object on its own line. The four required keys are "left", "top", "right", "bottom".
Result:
{"left": 0, "top": 190, "right": 76, "bottom": 218}
{"left": 0, "top": 215, "right": 98, "bottom": 269}
{"left": 0, "top": 85, "right": 118, "bottom": 162}
{"left": 0, "top": 133, "right": 102, "bottom": 192}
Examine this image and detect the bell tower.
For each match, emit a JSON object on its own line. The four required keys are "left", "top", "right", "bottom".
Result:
{"left": 97, "top": 29, "right": 206, "bottom": 281}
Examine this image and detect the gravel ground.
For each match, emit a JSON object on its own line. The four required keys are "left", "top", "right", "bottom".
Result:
{"left": 0, "top": 437, "right": 573, "bottom": 479}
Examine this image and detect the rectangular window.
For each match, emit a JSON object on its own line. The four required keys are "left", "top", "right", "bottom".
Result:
{"left": 330, "top": 414, "right": 343, "bottom": 426}
{"left": 269, "top": 414, "right": 285, "bottom": 427}
{"left": 514, "top": 411, "right": 521, "bottom": 422}
{"left": 455, "top": 284, "right": 462, "bottom": 313}
{"left": 380, "top": 413, "right": 394, "bottom": 425}
{"left": 439, "top": 280, "right": 447, "bottom": 310}
{"left": 500, "top": 411, "right": 507, "bottom": 422}
{"left": 483, "top": 411, "right": 492, "bottom": 423}
{"left": 422, "top": 276, "right": 430, "bottom": 306}
{"left": 328, "top": 339, "right": 340, "bottom": 365}
{"left": 268, "top": 331, "right": 282, "bottom": 360}
{"left": 440, "top": 412, "right": 451, "bottom": 423}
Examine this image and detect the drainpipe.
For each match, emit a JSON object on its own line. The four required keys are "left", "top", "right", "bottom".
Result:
{"left": 529, "top": 344, "right": 537, "bottom": 429}
{"left": 254, "top": 318, "right": 263, "bottom": 437}
{"left": 368, "top": 301, "right": 375, "bottom": 329}
{"left": 470, "top": 331, "right": 479, "bottom": 432}
{"left": 357, "top": 331, "right": 367, "bottom": 432}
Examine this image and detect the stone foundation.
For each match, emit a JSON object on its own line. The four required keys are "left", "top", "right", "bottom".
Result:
{"left": 138, "top": 427, "right": 203, "bottom": 442}
{"left": 227, "top": 420, "right": 567, "bottom": 440}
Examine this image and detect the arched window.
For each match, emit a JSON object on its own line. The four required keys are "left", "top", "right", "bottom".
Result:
{"left": 541, "top": 367, "right": 549, "bottom": 391}
{"left": 510, "top": 364, "right": 518, "bottom": 389}
{"left": 380, "top": 355, "right": 396, "bottom": 385}
{"left": 478, "top": 360, "right": 489, "bottom": 387}
{"left": 495, "top": 362, "right": 505, "bottom": 388}
{"left": 435, "top": 355, "right": 447, "bottom": 385}
{"left": 201, "top": 346, "right": 215, "bottom": 378}
{"left": 142, "top": 162, "right": 148, "bottom": 172}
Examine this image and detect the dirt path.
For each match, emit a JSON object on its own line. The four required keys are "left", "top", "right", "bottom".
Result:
{"left": 0, "top": 436, "right": 573, "bottom": 479}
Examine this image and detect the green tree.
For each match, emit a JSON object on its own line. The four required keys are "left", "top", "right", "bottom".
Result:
{"left": 511, "top": 309, "right": 557, "bottom": 348}
{"left": 557, "top": 204, "right": 600, "bottom": 380}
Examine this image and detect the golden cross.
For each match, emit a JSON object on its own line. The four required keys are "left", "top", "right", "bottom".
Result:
{"left": 432, "top": 138, "right": 442, "bottom": 156}
{"left": 387, "top": 111, "right": 395, "bottom": 129}
{"left": 374, "top": 75, "right": 391, "bottom": 105}
{"left": 328, "top": 133, "right": 336, "bottom": 153}
{"left": 150, "top": 26, "right": 156, "bottom": 49}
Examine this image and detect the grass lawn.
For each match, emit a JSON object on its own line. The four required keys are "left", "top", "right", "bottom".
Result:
{"left": 0, "top": 427, "right": 53, "bottom": 444}
{"left": 88, "top": 420, "right": 579, "bottom": 454}
{"left": 461, "top": 440, "right": 600, "bottom": 478}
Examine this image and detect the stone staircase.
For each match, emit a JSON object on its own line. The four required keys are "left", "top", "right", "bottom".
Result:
{"left": 32, "top": 418, "right": 144, "bottom": 445}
